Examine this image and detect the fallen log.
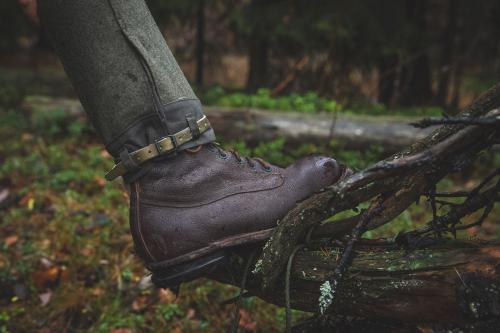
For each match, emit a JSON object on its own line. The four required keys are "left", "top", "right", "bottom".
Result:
{"left": 209, "top": 240, "right": 500, "bottom": 326}
{"left": 207, "top": 84, "right": 500, "bottom": 331}
{"left": 256, "top": 84, "right": 500, "bottom": 292}
{"left": 22, "top": 95, "right": 433, "bottom": 150}
{"left": 205, "top": 106, "right": 433, "bottom": 150}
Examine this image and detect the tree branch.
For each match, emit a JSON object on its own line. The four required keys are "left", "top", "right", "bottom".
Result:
{"left": 256, "top": 84, "right": 500, "bottom": 290}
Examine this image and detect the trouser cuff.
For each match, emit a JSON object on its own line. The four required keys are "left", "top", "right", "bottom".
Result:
{"left": 105, "top": 99, "right": 216, "bottom": 182}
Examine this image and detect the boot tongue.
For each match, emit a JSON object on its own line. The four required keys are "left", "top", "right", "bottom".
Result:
{"left": 185, "top": 145, "right": 203, "bottom": 153}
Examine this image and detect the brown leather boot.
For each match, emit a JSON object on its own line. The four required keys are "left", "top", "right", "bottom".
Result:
{"left": 129, "top": 143, "right": 346, "bottom": 288}
{"left": 37, "top": 0, "right": 346, "bottom": 289}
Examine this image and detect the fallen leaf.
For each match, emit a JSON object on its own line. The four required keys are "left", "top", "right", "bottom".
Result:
{"left": 111, "top": 329, "right": 132, "bottom": 333}
{"left": 467, "top": 226, "right": 480, "bottom": 236}
{"left": 19, "top": 193, "right": 31, "bottom": 206}
{"left": 27, "top": 197, "right": 35, "bottom": 210}
{"left": 417, "top": 325, "right": 434, "bottom": 333}
{"left": 4, "top": 235, "right": 19, "bottom": 247}
{"left": 158, "top": 288, "right": 176, "bottom": 304}
{"left": 94, "top": 176, "right": 106, "bottom": 187}
{"left": 137, "top": 275, "right": 152, "bottom": 290}
{"left": 186, "top": 308, "right": 196, "bottom": 319}
{"left": 32, "top": 266, "right": 62, "bottom": 289}
{"left": 90, "top": 288, "right": 104, "bottom": 296}
{"left": 239, "top": 309, "right": 257, "bottom": 332}
{"left": 0, "top": 188, "right": 9, "bottom": 202}
{"left": 39, "top": 258, "right": 53, "bottom": 269}
{"left": 80, "top": 247, "right": 94, "bottom": 257}
{"left": 39, "top": 290, "right": 52, "bottom": 306}
{"left": 40, "top": 239, "right": 51, "bottom": 249}
{"left": 131, "top": 296, "right": 148, "bottom": 311}
{"left": 100, "top": 150, "right": 111, "bottom": 158}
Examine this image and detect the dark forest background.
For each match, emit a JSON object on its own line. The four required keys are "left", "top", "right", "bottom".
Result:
{"left": 2, "top": 0, "right": 500, "bottom": 111}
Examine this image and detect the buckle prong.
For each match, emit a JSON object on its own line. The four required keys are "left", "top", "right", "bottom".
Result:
{"left": 154, "top": 140, "right": 164, "bottom": 154}
{"left": 168, "top": 134, "right": 178, "bottom": 149}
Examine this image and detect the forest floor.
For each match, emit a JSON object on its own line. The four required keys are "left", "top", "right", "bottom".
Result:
{"left": 0, "top": 70, "right": 499, "bottom": 332}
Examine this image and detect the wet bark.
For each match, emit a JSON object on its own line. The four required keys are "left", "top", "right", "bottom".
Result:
{"left": 255, "top": 83, "right": 500, "bottom": 293}
{"left": 210, "top": 240, "right": 500, "bottom": 326}
{"left": 212, "top": 83, "right": 500, "bottom": 330}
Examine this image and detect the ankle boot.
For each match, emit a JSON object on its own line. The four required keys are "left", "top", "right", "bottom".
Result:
{"left": 129, "top": 143, "right": 346, "bottom": 288}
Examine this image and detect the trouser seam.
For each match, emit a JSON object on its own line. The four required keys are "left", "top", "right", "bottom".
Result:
{"left": 106, "top": 0, "right": 170, "bottom": 135}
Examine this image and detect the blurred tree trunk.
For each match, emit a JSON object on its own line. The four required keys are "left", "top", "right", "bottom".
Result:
{"left": 450, "top": 5, "right": 466, "bottom": 112}
{"left": 436, "top": 0, "right": 459, "bottom": 108}
{"left": 195, "top": 0, "right": 205, "bottom": 87}
{"left": 377, "top": 54, "right": 398, "bottom": 105}
{"left": 247, "top": 31, "right": 269, "bottom": 92}
{"left": 245, "top": 0, "right": 270, "bottom": 92}
{"left": 450, "top": 60, "right": 464, "bottom": 111}
{"left": 398, "top": 0, "right": 433, "bottom": 106}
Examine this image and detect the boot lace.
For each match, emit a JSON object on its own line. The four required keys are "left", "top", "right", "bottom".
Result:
{"left": 208, "top": 143, "right": 273, "bottom": 172}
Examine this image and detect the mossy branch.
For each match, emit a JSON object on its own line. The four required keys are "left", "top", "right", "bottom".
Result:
{"left": 207, "top": 84, "right": 500, "bottom": 330}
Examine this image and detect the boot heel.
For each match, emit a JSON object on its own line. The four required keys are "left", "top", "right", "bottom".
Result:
{"left": 150, "top": 251, "right": 227, "bottom": 289}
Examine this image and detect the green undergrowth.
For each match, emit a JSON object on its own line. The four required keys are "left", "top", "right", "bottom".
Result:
{"left": 201, "top": 87, "right": 444, "bottom": 117}
{"left": 0, "top": 100, "right": 498, "bottom": 332}
{"left": 0, "top": 105, "right": 309, "bottom": 332}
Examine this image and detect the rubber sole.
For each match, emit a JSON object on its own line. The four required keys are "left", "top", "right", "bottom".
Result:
{"left": 150, "top": 250, "right": 228, "bottom": 289}
{"left": 148, "top": 228, "right": 274, "bottom": 290}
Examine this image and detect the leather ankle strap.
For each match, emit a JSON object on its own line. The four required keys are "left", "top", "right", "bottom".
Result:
{"left": 105, "top": 115, "right": 211, "bottom": 181}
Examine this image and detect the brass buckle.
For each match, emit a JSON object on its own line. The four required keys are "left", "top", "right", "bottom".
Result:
{"left": 154, "top": 139, "right": 165, "bottom": 155}
{"left": 105, "top": 115, "right": 211, "bottom": 181}
{"left": 167, "top": 134, "right": 178, "bottom": 149}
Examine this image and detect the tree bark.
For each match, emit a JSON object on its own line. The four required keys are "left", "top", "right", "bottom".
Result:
{"left": 209, "top": 240, "right": 500, "bottom": 326}
{"left": 214, "top": 83, "right": 500, "bottom": 330}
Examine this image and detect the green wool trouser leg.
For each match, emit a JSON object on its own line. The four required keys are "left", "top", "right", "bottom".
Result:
{"left": 38, "top": 0, "right": 215, "bottom": 166}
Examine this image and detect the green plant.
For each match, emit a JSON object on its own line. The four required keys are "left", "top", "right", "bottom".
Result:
{"left": 156, "top": 303, "right": 183, "bottom": 322}
{"left": 202, "top": 87, "right": 344, "bottom": 114}
{"left": 201, "top": 87, "right": 445, "bottom": 117}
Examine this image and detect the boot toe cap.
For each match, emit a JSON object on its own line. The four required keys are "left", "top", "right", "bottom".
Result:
{"left": 285, "top": 155, "right": 345, "bottom": 195}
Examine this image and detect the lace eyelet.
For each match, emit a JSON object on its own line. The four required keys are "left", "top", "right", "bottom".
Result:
{"left": 218, "top": 152, "right": 229, "bottom": 160}
{"left": 236, "top": 158, "right": 245, "bottom": 165}
{"left": 263, "top": 166, "right": 272, "bottom": 172}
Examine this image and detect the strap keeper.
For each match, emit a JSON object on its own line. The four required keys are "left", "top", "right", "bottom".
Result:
{"left": 185, "top": 113, "right": 201, "bottom": 139}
